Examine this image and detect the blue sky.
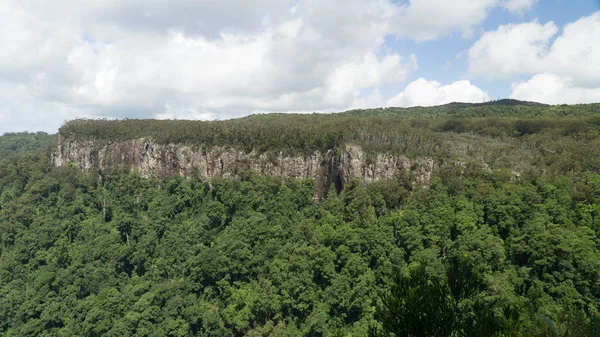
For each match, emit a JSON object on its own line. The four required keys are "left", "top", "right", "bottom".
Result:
{"left": 0, "top": 0, "right": 600, "bottom": 133}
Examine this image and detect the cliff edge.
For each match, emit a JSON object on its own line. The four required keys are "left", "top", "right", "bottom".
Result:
{"left": 53, "top": 136, "right": 436, "bottom": 202}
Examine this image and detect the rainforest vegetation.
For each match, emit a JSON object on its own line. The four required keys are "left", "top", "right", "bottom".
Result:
{"left": 2, "top": 101, "right": 600, "bottom": 336}
{"left": 60, "top": 101, "right": 600, "bottom": 175}
{"left": 0, "top": 132, "right": 55, "bottom": 158}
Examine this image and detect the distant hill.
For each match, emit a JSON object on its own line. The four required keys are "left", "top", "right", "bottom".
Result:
{"left": 56, "top": 99, "right": 600, "bottom": 188}
{"left": 0, "top": 131, "right": 56, "bottom": 158}
{"left": 469, "top": 98, "right": 548, "bottom": 107}
{"left": 338, "top": 100, "right": 600, "bottom": 118}
{"left": 2, "top": 100, "right": 600, "bottom": 336}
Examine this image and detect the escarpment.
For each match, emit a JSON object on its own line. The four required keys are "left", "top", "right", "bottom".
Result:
{"left": 53, "top": 136, "right": 436, "bottom": 202}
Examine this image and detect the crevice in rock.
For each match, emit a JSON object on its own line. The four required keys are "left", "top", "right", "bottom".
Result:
{"left": 334, "top": 172, "right": 344, "bottom": 194}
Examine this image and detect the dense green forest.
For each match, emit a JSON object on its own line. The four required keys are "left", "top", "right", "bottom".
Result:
{"left": 2, "top": 101, "right": 600, "bottom": 336}
{"left": 0, "top": 132, "right": 55, "bottom": 158}
{"left": 61, "top": 103, "right": 600, "bottom": 175}
{"left": 340, "top": 100, "right": 600, "bottom": 118}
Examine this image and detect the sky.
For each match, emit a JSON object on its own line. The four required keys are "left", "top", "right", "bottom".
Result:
{"left": 1, "top": 0, "right": 600, "bottom": 133}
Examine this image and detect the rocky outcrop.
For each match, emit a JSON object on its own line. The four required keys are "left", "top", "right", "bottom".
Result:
{"left": 53, "top": 136, "right": 436, "bottom": 202}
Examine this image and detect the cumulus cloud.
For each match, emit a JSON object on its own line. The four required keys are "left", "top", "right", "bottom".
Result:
{"left": 500, "top": 0, "right": 538, "bottom": 14}
{"left": 392, "top": 0, "right": 538, "bottom": 41}
{"left": 467, "top": 11, "right": 600, "bottom": 86}
{"left": 545, "top": 12, "right": 600, "bottom": 88}
{"left": 0, "top": 0, "right": 420, "bottom": 132}
{"left": 350, "top": 89, "right": 384, "bottom": 110}
{"left": 468, "top": 11, "right": 600, "bottom": 105}
{"left": 0, "top": 0, "right": 539, "bottom": 133}
{"left": 326, "top": 53, "right": 417, "bottom": 106}
{"left": 155, "top": 103, "right": 216, "bottom": 121}
{"left": 387, "top": 78, "right": 490, "bottom": 107}
{"left": 467, "top": 20, "right": 558, "bottom": 78}
{"left": 510, "top": 73, "right": 600, "bottom": 105}
{"left": 21, "top": 0, "right": 287, "bottom": 38}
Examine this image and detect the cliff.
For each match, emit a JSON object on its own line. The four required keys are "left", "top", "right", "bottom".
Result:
{"left": 53, "top": 136, "right": 436, "bottom": 201}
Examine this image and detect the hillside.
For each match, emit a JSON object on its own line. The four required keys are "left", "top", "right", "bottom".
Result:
{"left": 55, "top": 102, "right": 600, "bottom": 201}
{"left": 339, "top": 100, "right": 600, "bottom": 118}
{"left": 1, "top": 101, "right": 600, "bottom": 336}
{"left": 0, "top": 132, "right": 56, "bottom": 159}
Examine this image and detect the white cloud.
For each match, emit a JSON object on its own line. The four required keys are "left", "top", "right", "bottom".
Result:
{"left": 351, "top": 89, "right": 384, "bottom": 110}
{"left": 0, "top": 79, "right": 91, "bottom": 132}
{"left": 545, "top": 12, "right": 600, "bottom": 88}
{"left": 467, "top": 12, "right": 600, "bottom": 87}
{"left": 392, "top": 0, "right": 538, "bottom": 41}
{"left": 510, "top": 73, "right": 600, "bottom": 105}
{"left": 469, "top": 11, "right": 600, "bottom": 106}
{"left": 0, "top": 0, "right": 540, "bottom": 133}
{"left": 0, "top": 0, "right": 416, "bottom": 132}
{"left": 467, "top": 20, "right": 558, "bottom": 78}
{"left": 155, "top": 103, "right": 216, "bottom": 121}
{"left": 0, "top": 0, "right": 420, "bottom": 133}
{"left": 500, "top": 0, "right": 538, "bottom": 14}
{"left": 326, "top": 53, "right": 417, "bottom": 106}
{"left": 387, "top": 78, "right": 490, "bottom": 107}
{"left": 22, "top": 0, "right": 287, "bottom": 38}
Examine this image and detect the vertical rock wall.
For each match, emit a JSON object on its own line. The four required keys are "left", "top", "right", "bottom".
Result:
{"left": 53, "top": 136, "right": 436, "bottom": 201}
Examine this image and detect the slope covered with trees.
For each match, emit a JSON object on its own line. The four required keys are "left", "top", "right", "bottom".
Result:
{"left": 340, "top": 100, "right": 600, "bottom": 118}
{"left": 0, "top": 132, "right": 55, "bottom": 159}
{"left": 1, "top": 146, "right": 600, "bottom": 336}
{"left": 2, "top": 101, "right": 600, "bottom": 336}
{"left": 60, "top": 106, "right": 600, "bottom": 176}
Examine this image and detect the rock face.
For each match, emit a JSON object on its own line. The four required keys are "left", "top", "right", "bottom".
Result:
{"left": 53, "top": 136, "right": 436, "bottom": 201}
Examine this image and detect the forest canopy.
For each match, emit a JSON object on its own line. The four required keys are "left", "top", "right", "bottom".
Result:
{"left": 2, "top": 101, "right": 600, "bottom": 336}
{"left": 1, "top": 149, "right": 600, "bottom": 336}
{"left": 0, "top": 132, "right": 55, "bottom": 158}
{"left": 59, "top": 101, "right": 600, "bottom": 175}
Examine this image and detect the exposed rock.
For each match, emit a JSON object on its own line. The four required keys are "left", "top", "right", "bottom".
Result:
{"left": 53, "top": 136, "right": 437, "bottom": 201}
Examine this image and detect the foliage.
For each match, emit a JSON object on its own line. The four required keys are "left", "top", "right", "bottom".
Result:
{"left": 58, "top": 101, "right": 600, "bottom": 175}
{"left": 1, "top": 148, "right": 600, "bottom": 336}
{"left": 59, "top": 116, "right": 444, "bottom": 157}
{"left": 369, "top": 258, "right": 600, "bottom": 337}
{"left": 4, "top": 100, "right": 600, "bottom": 335}
{"left": 340, "top": 100, "right": 600, "bottom": 119}
{"left": 370, "top": 264, "right": 456, "bottom": 337}
{"left": 0, "top": 132, "right": 55, "bottom": 158}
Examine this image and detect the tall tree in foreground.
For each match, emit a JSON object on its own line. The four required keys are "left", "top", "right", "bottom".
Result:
{"left": 368, "top": 259, "right": 597, "bottom": 337}
{"left": 369, "top": 263, "right": 455, "bottom": 337}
